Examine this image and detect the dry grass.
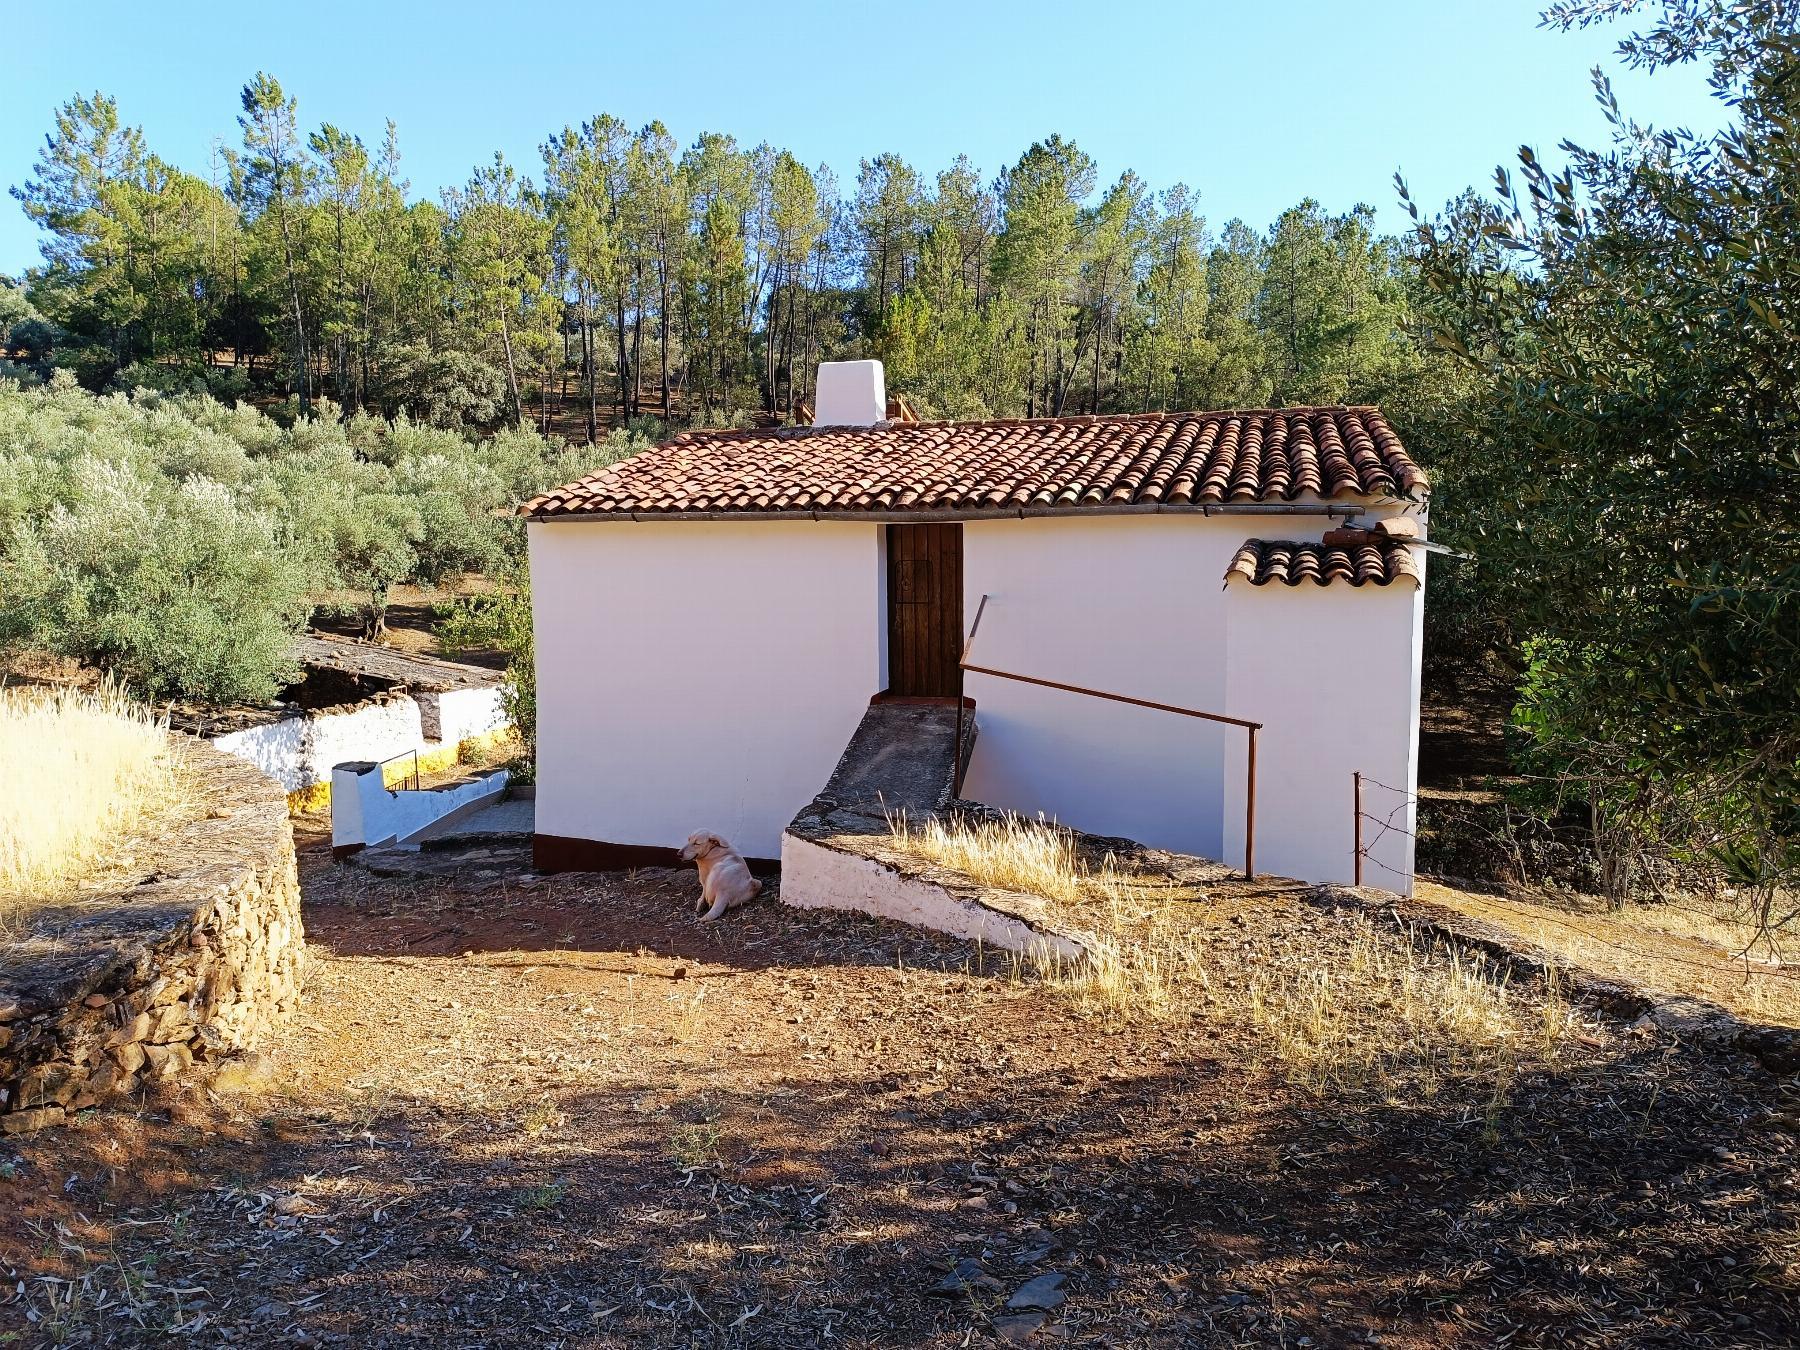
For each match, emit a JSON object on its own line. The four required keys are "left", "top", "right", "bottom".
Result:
{"left": 1613, "top": 893, "right": 1783, "bottom": 958}
{"left": 890, "top": 809, "right": 1093, "bottom": 904}
{"left": 890, "top": 815, "right": 1575, "bottom": 1083}
{"left": 1247, "top": 915, "right": 1567, "bottom": 1100}
{"left": 892, "top": 811, "right": 1211, "bottom": 1026}
{"left": 1417, "top": 880, "right": 1800, "bottom": 1028}
{"left": 0, "top": 682, "right": 179, "bottom": 919}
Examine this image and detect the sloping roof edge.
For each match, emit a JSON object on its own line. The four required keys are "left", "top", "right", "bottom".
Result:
{"left": 1223, "top": 538, "right": 1423, "bottom": 589}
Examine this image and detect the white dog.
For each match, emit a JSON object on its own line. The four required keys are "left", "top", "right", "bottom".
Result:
{"left": 679, "top": 831, "right": 763, "bottom": 922}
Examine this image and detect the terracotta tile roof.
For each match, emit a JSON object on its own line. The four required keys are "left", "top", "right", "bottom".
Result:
{"left": 1223, "top": 538, "right": 1422, "bottom": 589}
{"left": 521, "top": 407, "right": 1423, "bottom": 518}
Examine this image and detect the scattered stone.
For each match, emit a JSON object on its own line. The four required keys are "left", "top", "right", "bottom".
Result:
{"left": 82, "top": 993, "right": 110, "bottom": 1009}
{"left": 992, "top": 1312, "right": 1047, "bottom": 1342}
{"left": 210, "top": 1051, "right": 275, "bottom": 1096}
{"left": 930, "top": 1257, "right": 1003, "bottom": 1298}
{"left": 1007, "top": 1272, "right": 1067, "bottom": 1311}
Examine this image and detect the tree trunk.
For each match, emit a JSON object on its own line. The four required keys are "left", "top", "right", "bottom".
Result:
{"left": 615, "top": 288, "right": 630, "bottom": 427}
{"left": 631, "top": 263, "right": 645, "bottom": 420}
{"left": 582, "top": 290, "right": 598, "bottom": 445}
{"left": 658, "top": 256, "right": 672, "bottom": 421}
{"left": 499, "top": 305, "right": 523, "bottom": 426}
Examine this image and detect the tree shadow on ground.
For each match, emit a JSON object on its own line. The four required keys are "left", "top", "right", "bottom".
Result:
{"left": 7, "top": 1004, "right": 1794, "bottom": 1345}
{"left": 5, "top": 854, "right": 1797, "bottom": 1347}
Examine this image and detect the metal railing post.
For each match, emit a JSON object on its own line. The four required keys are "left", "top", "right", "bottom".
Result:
{"left": 1244, "top": 726, "right": 1257, "bottom": 880}
{"left": 1353, "top": 770, "right": 1363, "bottom": 887}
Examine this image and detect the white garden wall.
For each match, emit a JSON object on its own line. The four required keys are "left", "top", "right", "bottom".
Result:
{"left": 213, "top": 696, "right": 423, "bottom": 793}
{"left": 528, "top": 520, "right": 885, "bottom": 860}
{"left": 428, "top": 686, "right": 509, "bottom": 747}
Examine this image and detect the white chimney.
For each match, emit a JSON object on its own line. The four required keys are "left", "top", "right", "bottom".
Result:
{"left": 813, "top": 360, "right": 886, "bottom": 427}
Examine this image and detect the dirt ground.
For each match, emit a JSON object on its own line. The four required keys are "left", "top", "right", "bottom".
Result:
{"left": 2, "top": 821, "right": 1798, "bottom": 1348}
{"left": 1417, "top": 880, "right": 1800, "bottom": 1031}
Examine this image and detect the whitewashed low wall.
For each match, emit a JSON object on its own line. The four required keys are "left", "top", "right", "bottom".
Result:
{"left": 426, "top": 686, "right": 509, "bottom": 747}
{"left": 332, "top": 763, "right": 511, "bottom": 852}
{"left": 212, "top": 691, "right": 511, "bottom": 800}
{"left": 212, "top": 697, "right": 424, "bottom": 794}
{"left": 779, "top": 831, "right": 1085, "bottom": 961}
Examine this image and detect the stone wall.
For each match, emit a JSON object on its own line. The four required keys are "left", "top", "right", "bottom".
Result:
{"left": 0, "top": 740, "right": 306, "bottom": 1134}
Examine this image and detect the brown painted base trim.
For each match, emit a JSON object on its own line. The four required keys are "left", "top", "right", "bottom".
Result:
{"left": 331, "top": 842, "right": 365, "bottom": 861}
{"left": 533, "top": 834, "right": 779, "bottom": 876}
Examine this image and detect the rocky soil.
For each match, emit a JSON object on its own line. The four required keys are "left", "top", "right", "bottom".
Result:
{"left": 1, "top": 826, "right": 1795, "bottom": 1347}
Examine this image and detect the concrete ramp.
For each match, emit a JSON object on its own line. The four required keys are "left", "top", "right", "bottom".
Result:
{"left": 814, "top": 699, "right": 971, "bottom": 819}
{"left": 782, "top": 699, "right": 1087, "bottom": 959}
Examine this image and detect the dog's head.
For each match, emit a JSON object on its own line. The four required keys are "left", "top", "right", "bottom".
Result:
{"left": 679, "top": 831, "right": 726, "bottom": 862}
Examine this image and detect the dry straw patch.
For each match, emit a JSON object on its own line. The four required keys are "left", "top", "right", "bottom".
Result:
{"left": 0, "top": 682, "right": 180, "bottom": 922}
{"left": 891, "top": 811, "right": 1210, "bottom": 1026}
{"left": 1247, "top": 916, "right": 1568, "bottom": 1101}
{"left": 893, "top": 813, "right": 1571, "bottom": 1092}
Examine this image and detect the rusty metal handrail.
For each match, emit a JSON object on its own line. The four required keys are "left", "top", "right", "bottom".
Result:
{"left": 377, "top": 747, "right": 421, "bottom": 792}
{"left": 954, "top": 594, "right": 1262, "bottom": 879}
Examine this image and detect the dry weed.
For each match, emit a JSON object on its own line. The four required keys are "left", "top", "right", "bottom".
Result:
{"left": 892, "top": 811, "right": 1207, "bottom": 1025}
{"left": 891, "top": 809, "right": 1090, "bottom": 904}
{"left": 1248, "top": 916, "right": 1566, "bottom": 1100}
{"left": 0, "top": 681, "right": 179, "bottom": 917}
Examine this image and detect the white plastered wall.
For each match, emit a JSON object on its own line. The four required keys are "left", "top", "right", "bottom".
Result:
{"left": 958, "top": 515, "right": 1247, "bottom": 860}
{"left": 958, "top": 509, "right": 1425, "bottom": 886}
{"left": 1220, "top": 563, "right": 1425, "bottom": 891}
{"left": 213, "top": 696, "right": 424, "bottom": 792}
{"left": 528, "top": 519, "right": 885, "bottom": 859}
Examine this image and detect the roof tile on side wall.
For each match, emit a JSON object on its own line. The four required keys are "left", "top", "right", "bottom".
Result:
{"left": 519, "top": 406, "right": 1425, "bottom": 519}
{"left": 1223, "top": 538, "right": 1422, "bottom": 589}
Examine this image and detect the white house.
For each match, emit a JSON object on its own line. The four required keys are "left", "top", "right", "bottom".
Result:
{"left": 523, "top": 360, "right": 1428, "bottom": 892}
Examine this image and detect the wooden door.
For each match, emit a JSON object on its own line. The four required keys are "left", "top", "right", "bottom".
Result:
{"left": 886, "top": 524, "right": 964, "bottom": 698}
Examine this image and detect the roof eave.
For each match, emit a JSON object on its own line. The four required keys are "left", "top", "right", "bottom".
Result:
{"left": 522, "top": 498, "right": 1418, "bottom": 525}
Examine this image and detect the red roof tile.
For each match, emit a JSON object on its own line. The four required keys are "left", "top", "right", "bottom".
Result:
{"left": 521, "top": 407, "right": 1424, "bottom": 519}
{"left": 1223, "top": 538, "right": 1422, "bottom": 589}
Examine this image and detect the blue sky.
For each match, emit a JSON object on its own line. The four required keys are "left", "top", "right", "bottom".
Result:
{"left": 2, "top": 0, "right": 1728, "bottom": 276}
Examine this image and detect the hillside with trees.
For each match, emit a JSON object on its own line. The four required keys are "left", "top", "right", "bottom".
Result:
{"left": 2, "top": 83, "right": 1429, "bottom": 429}
{"left": 0, "top": 0, "right": 1792, "bottom": 925}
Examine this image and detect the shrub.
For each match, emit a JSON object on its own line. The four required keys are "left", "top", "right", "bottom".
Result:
{"left": 436, "top": 585, "right": 535, "bottom": 776}
{"left": 377, "top": 345, "right": 509, "bottom": 429}
{"left": 1, "top": 461, "right": 309, "bottom": 703}
{"left": 0, "top": 377, "right": 647, "bottom": 705}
